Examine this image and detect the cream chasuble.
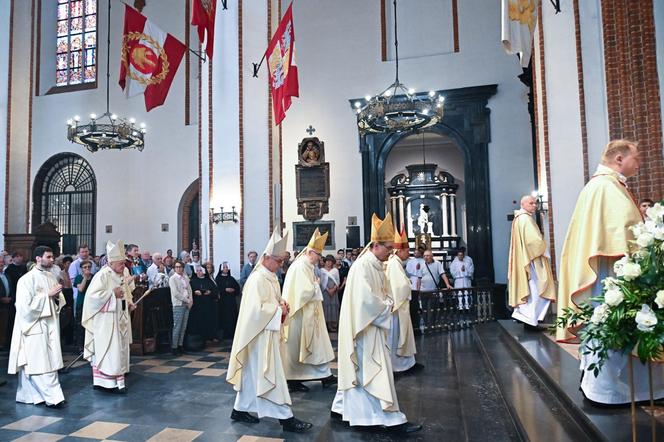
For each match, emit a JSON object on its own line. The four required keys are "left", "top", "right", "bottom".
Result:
{"left": 508, "top": 209, "right": 556, "bottom": 326}
{"left": 385, "top": 254, "right": 416, "bottom": 371}
{"left": 332, "top": 251, "right": 407, "bottom": 426}
{"left": 227, "top": 264, "right": 292, "bottom": 419}
{"left": 8, "top": 267, "right": 66, "bottom": 405}
{"left": 556, "top": 165, "right": 642, "bottom": 341}
{"left": 282, "top": 255, "right": 334, "bottom": 380}
{"left": 82, "top": 266, "right": 134, "bottom": 387}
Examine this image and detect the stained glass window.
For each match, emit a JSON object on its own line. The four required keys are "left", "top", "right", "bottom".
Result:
{"left": 56, "top": 0, "right": 96, "bottom": 87}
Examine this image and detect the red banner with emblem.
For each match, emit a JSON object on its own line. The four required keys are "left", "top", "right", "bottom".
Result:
{"left": 119, "top": 5, "right": 186, "bottom": 112}
{"left": 192, "top": 0, "right": 216, "bottom": 59}
{"left": 265, "top": 2, "right": 298, "bottom": 125}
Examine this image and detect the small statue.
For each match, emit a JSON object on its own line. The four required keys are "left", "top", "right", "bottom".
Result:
{"left": 301, "top": 141, "right": 320, "bottom": 165}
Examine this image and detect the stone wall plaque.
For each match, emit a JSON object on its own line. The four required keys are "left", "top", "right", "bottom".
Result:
{"left": 295, "top": 137, "right": 330, "bottom": 221}
{"left": 293, "top": 221, "right": 335, "bottom": 250}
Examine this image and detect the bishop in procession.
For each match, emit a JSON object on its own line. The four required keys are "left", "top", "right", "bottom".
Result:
{"left": 332, "top": 213, "right": 421, "bottom": 434}
{"left": 385, "top": 228, "right": 420, "bottom": 375}
{"left": 227, "top": 229, "right": 312, "bottom": 433}
{"left": 281, "top": 228, "right": 336, "bottom": 393}
{"left": 508, "top": 195, "right": 556, "bottom": 328}
{"left": 82, "top": 240, "right": 135, "bottom": 394}
{"left": 7, "top": 246, "right": 66, "bottom": 408}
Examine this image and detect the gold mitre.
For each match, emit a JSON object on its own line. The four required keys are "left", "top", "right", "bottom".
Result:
{"left": 370, "top": 213, "right": 395, "bottom": 243}
{"left": 393, "top": 227, "right": 409, "bottom": 249}
{"left": 106, "top": 239, "right": 125, "bottom": 263}
{"left": 263, "top": 227, "right": 290, "bottom": 258}
{"left": 307, "top": 228, "right": 329, "bottom": 254}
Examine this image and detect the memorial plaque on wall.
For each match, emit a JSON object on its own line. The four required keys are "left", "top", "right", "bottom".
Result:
{"left": 295, "top": 137, "right": 330, "bottom": 221}
{"left": 293, "top": 221, "right": 335, "bottom": 250}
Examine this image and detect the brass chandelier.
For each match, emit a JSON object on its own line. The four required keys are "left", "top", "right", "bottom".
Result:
{"left": 66, "top": 0, "right": 145, "bottom": 152}
{"left": 355, "top": 0, "right": 444, "bottom": 134}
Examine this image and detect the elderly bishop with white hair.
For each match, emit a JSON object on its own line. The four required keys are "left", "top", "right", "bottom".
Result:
{"left": 227, "top": 228, "right": 313, "bottom": 433}
{"left": 7, "top": 246, "right": 67, "bottom": 408}
{"left": 332, "top": 213, "right": 421, "bottom": 435}
{"left": 82, "top": 240, "right": 136, "bottom": 394}
{"left": 282, "top": 228, "right": 336, "bottom": 393}
{"left": 508, "top": 195, "right": 556, "bottom": 328}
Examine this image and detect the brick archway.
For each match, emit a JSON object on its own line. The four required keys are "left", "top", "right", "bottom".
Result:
{"left": 177, "top": 179, "right": 200, "bottom": 254}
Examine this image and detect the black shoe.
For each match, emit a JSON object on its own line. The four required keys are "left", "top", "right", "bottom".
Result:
{"left": 178, "top": 346, "right": 185, "bottom": 354}
{"left": 523, "top": 323, "right": 541, "bottom": 331}
{"left": 230, "top": 409, "right": 259, "bottom": 424}
{"left": 385, "top": 422, "right": 422, "bottom": 434}
{"left": 45, "top": 400, "right": 66, "bottom": 409}
{"left": 0, "top": 379, "right": 6, "bottom": 387}
{"left": 280, "top": 417, "right": 313, "bottom": 433}
{"left": 321, "top": 375, "right": 337, "bottom": 388}
{"left": 116, "top": 387, "right": 127, "bottom": 395}
{"left": 405, "top": 362, "right": 425, "bottom": 374}
{"left": 330, "top": 410, "right": 343, "bottom": 420}
{"left": 287, "top": 381, "right": 309, "bottom": 392}
{"left": 171, "top": 348, "right": 178, "bottom": 356}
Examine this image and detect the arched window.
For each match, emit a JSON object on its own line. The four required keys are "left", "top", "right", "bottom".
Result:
{"left": 56, "top": 0, "right": 97, "bottom": 86}
{"left": 33, "top": 154, "right": 97, "bottom": 254}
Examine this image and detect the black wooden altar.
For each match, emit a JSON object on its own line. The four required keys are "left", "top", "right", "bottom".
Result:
{"left": 387, "top": 163, "right": 460, "bottom": 263}
{"left": 354, "top": 84, "right": 497, "bottom": 284}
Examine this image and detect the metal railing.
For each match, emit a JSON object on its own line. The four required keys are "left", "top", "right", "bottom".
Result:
{"left": 413, "top": 287, "right": 496, "bottom": 333}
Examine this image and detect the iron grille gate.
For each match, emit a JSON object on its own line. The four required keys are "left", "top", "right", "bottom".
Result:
{"left": 37, "top": 154, "right": 96, "bottom": 254}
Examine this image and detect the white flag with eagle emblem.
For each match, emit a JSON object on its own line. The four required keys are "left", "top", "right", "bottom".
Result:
{"left": 501, "top": 0, "right": 539, "bottom": 67}
{"left": 119, "top": 5, "right": 186, "bottom": 111}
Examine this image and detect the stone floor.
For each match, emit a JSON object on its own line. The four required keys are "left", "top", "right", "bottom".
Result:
{"left": 0, "top": 330, "right": 519, "bottom": 441}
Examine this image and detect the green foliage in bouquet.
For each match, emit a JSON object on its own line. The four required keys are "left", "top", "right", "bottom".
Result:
{"left": 555, "top": 201, "right": 664, "bottom": 377}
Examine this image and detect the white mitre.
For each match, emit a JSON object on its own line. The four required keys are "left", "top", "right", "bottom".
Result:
{"left": 106, "top": 239, "right": 125, "bottom": 263}
{"left": 263, "top": 227, "right": 290, "bottom": 258}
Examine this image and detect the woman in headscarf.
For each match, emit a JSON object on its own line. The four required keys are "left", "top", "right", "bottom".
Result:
{"left": 320, "top": 254, "right": 340, "bottom": 332}
{"left": 187, "top": 264, "right": 219, "bottom": 344}
{"left": 215, "top": 261, "right": 240, "bottom": 339}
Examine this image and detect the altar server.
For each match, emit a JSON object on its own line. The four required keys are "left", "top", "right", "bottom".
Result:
{"left": 82, "top": 240, "right": 135, "bottom": 393}
{"left": 557, "top": 139, "right": 664, "bottom": 404}
{"left": 7, "top": 246, "right": 66, "bottom": 408}
{"left": 282, "top": 228, "right": 336, "bottom": 392}
{"left": 385, "top": 228, "right": 420, "bottom": 374}
{"left": 227, "top": 228, "right": 312, "bottom": 433}
{"left": 332, "top": 213, "right": 421, "bottom": 434}
{"left": 508, "top": 195, "right": 556, "bottom": 327}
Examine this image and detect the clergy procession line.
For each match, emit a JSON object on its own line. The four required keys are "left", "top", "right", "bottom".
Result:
{"left": 5, "top": 213, "right": 424, "bottom": 435}
{"left": 7, "top": 137, "right": 662, "bottom": 436}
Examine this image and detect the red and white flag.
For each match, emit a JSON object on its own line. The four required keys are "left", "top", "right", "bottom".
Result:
{"left": 266, "top": 2, "right": 298, "bottom": 125}
{"left": 192, "top": 0, "right": 216, "bottom": 59}
{"left": 119, "top": 5, "right": 186, "bottom": 111}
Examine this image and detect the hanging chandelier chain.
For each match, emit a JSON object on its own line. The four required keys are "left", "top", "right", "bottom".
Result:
{"left": 393, "top": 0, "right": 399, "bottom": 84}
{"left": 105, "top": 0, "right": 111, "bottom": 116}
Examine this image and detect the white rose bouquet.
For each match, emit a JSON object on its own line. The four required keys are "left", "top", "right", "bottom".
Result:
{"left": 556, "top": 202, "right": 664, "bottom": 376}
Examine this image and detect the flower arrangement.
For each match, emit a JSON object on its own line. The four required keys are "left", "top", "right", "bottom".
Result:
{"left": 556, "top": 201, "right": 664, "bottom": 376}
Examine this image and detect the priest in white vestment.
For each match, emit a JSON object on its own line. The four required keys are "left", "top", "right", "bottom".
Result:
{"left": 82, "top": 240, "right": 135, "bottom": 393}
{"left": 8, "top": 246, "right": 66, "bottom": 408}
{"left": 332, "top": 213, "right": 421, "bottom": 435}
{"left": 282, "top": 228, "right": 336, "bottom": 393}
{"left": 227, "top": 228, "right": 313, "bottom": 433}
{"left": 385, "top": 229, "right": 420, "bottom": 374}
{"left": 449, "top": 249, "right": 473, "bottom": 288}
{"left": 509, "top": 196, "right": 556, "bottom": 328}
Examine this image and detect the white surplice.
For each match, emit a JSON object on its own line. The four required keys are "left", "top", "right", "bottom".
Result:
{"left": 449, "top": 256, "right": 473, "bottom": 288}
{"left": 8, "top": 267, "right": 66, "bottom": 405}
{"left": 511, "top": 263, "right": 550, "bottom": 326}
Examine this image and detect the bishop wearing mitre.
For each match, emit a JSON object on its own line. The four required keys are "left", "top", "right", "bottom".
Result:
{"left": 227, "top": 228, "right": 312, "bottom": 433}
{"left": 557, "top": 139, "right": 664, "bottom": 404}
{"left": 508, "top": 195, "right": 556, "bottom": 328}
{"left": 8, "top": 246, "right": 66, "bottom": 408}
{"left": 331, "top": 213, "right": 421, "bottom": 435}
{"left": 82, "top": 240, "right": 135, "bottom": 394}
{"left": 385, "top": 228, "right": 420, "bottom": 374}
{"left": 282, "top": 228, "right": 336, "bottom": 393}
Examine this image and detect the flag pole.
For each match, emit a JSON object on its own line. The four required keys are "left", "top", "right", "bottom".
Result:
{"left": 252, "top": 54, "right": 266, "bottom": 78}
